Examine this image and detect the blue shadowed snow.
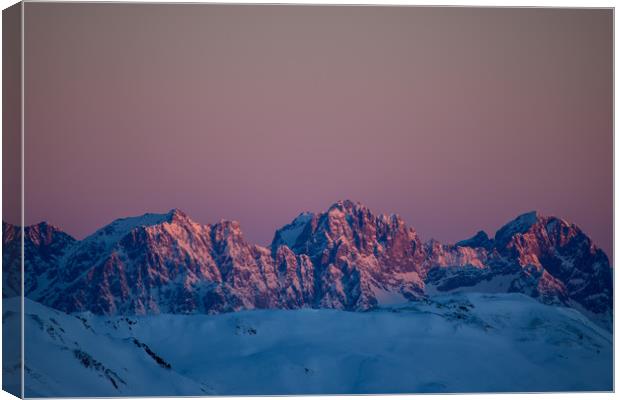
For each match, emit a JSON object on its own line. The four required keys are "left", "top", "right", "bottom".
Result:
{"left": 11, "top": 292, "right": 612, "bottom": 397}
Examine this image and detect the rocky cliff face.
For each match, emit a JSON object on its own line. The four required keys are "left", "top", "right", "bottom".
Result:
{"left": 272, "top": 200, "right": 428, "bottom": 309}
{"left": 3, "top": 221, "right": 76, "bottom": 298}
{"left": 425, "top": 211, "right": 612, "bottom": 319}
{"left": 495, "top": 212, "right": 612, "bottom": 314}
{"left": 3, "top": 201, "right": 612, "bottom": 323}
{"left": 42, "top": 210, "right": 292, "bottom": 315}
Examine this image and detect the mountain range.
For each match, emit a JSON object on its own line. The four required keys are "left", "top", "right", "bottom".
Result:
{"left": 2, "top": 200, "right": 613, "bottom": 327}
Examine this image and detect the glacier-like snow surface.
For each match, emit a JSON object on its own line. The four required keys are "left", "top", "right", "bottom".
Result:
{"left": 8, "top": 292, "right": 611, "bottom": 397}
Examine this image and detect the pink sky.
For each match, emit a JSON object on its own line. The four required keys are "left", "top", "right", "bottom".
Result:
{"left": 20, "top": 4, "right": 612, "bottom": 256}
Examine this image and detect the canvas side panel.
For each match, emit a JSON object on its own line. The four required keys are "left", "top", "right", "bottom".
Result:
{"left": 3, "top": 2, "right": 23, "bottom": 398}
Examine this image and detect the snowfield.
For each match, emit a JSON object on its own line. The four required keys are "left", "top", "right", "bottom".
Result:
{"left": 5, "top": 293, "right": 612, "bottom": 397}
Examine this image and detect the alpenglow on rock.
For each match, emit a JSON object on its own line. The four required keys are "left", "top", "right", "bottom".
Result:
{"left": 3, "top": 201, "right": 612, "bottom": 326}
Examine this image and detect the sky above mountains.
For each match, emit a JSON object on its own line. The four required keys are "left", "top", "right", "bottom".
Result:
{"left": 21, "top": 4, "right": 612, "bottom": 256}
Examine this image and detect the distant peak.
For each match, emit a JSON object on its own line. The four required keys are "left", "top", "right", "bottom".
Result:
{"left": 2, "top": 221, "right": 70, "bottom": 243}
{"left": 29, "top": 220, "right": 52, "bottom": 229}
{"left": 86, "top": 210, "right": 185, "bottom": 242}
{"left": 473, "top": 230, "right": 490, "bottom": 240}
{"left": 517, "top": 210, "right": 540, "bottom": 222}
{"left": 29, "top": 221, "right": 62, "bottom": 231}
{"left": 455, "top": 230, "right": 492, "bottom": 249}
{"left": 295, "top": 211, "right": 314, "bottom": 220}
{"left": 23, "top": 221, "right": 76, "bottom": 244}
{"left": 24, "top": 221, "right": 73, "bottom": 238}
{"left": 271, "top": 212, "right": 314, "bottom": 250}
{"left": 213, "top": 219, "right": 243, "bottom": 232}
{"left": 165, "top": 208, "right": 191, "bottom": 223}
{"left": 3, "top": 220, "right": 64, "bottom": 232}
{"left": 328, "top": 200, "right": 373, "bottom": 215}
{"left": 329, "top": 199, "right": 359, "bottom": 210}
{"left": 494, "top": 211, "right": 541, "bottom": 247}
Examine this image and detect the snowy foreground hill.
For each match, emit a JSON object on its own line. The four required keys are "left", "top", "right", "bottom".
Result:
{"left": 5, "top": 292, "right": 612, "bottom": 396}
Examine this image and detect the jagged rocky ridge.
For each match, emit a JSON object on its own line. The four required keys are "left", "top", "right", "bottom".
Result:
{"left": 2, "top": 200, "right": 613, "bottom": 322}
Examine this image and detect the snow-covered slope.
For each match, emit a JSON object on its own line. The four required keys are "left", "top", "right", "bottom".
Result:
{"left": 6, "top": 297, "right": 209, "bottom": 397}
{"left": 12, "top": 293, "right": 612, "bottom": 396}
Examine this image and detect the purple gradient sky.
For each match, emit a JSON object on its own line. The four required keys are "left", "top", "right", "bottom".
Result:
{"left": 23, "top": 4, "right": 612, "bottom": 256}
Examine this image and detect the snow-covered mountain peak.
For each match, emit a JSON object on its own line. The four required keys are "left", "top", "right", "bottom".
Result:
{"left": 493, "top": 211, "right": 591, "bottom": 253}
{"left": 271, "top": 212, "right": 315, "bottom": 250}
{"left": 81, "top": 209, "right": 203, "bottom": 250}
{"left": 212, "top": 220, "right": 245, "bottom": 242}
{"left": 328, "top": 199, "right": 361, "bottom": 212}
{"left": 25, "top": 221, "right": 76, "bottom": 246}
{"left": 28, "top": 220, "right": 64, "bottom": 233}
{"left": 164, "top": 208, "right": 193, "bottom": 224}
{"left": 87, "top": 212, "right": 174, "bottom": 242}
{"left": 455, "top": 230, "right": 493, "bottom": 250}
{"left": 494, "top": 211, "right": 540, "bottom": 247}
{"left": 3, "top": 220, "right": 75, "bottom": 245}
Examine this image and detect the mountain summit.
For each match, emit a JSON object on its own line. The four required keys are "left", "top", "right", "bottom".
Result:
{"left": 3, "top": 201, "right": 612, "bottom": 327}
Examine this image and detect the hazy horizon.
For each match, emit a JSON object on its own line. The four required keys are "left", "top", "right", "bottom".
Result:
{"left": 20, "top": 4, "right": 613, "bottom": 256}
